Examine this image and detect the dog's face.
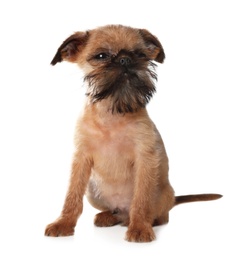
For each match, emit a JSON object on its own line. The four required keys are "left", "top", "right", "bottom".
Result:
{"left": 51, "top": 25, "right": 165, "bottom": 113}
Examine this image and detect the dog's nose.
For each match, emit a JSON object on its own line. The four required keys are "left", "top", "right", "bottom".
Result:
{"left": 119, "top": 56, "right": 131, "bottom": 66}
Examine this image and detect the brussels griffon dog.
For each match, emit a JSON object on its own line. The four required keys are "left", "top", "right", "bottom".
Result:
{"left": 45, "top": 25, "right": 222, "bottom": 242}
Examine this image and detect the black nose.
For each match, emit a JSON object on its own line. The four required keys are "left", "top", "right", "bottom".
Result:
{"left": 119, "top": 56, "right": 131, "bottom": 66}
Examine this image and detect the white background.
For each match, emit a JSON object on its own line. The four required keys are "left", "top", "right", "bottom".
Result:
{"left": 0, "top": 0, "right": 248, "bottom": 259}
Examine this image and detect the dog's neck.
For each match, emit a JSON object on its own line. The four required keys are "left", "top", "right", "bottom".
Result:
{"left": 84, "top": 97, "right": 148, "bottom": 127}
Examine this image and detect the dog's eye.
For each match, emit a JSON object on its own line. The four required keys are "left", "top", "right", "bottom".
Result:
{"left": 94, "top": 53, "right": 109, "bottom": 60}
{"left": 136, "top": 52, "right": 147, "bottom": 59}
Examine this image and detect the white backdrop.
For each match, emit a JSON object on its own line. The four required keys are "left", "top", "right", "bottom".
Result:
{"left": 0, "top": 0, "right": 248, "bottom": 259}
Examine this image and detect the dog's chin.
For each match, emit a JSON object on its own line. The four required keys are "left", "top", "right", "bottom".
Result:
{"left": 84, "top": 62, "right": 157, "bottom": 114}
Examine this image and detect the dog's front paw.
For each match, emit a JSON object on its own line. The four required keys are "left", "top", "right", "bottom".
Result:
{"left": 125, "top": 224, "right": 155, "bottom": 242}
{"left": 45, "top": 219, "right": 75, "bottom": 237}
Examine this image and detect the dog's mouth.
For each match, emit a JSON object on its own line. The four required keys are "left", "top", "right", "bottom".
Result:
{"left": 84, "top": 61, "right": 157, "bottom": 114}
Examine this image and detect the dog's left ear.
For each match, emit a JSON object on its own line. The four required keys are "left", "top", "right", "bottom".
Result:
{"left": 139, "top": 29, "right": 165, "bottom": 63}
{"left": 51, "top": 31, "right": 90, "bottom": 65}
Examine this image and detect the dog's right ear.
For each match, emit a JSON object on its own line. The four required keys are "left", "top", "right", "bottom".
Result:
{"left": 51, "top": 31, "right": 90, "bottom": 65}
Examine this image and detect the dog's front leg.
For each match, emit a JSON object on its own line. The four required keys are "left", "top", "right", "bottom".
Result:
{"left": 45, "top": 153, "right": 92, "bottom": 237}
{"left": 126, "top": 156, "right": 158, "bottom": 242}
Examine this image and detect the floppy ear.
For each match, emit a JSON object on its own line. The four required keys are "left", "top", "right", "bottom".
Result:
{"left": 139, "top": 29, "right": 165, "bottom": 63}
{"left": 50, "top": 31, "right": 90, "bottom": 65}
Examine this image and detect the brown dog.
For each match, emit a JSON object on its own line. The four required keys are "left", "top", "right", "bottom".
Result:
{"left": 45, "top": 25, "right": 222, "bottom": 242}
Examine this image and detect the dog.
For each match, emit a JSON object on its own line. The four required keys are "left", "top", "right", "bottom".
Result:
{"left": 45, "top": 24, "right": 222, "bottom": 242}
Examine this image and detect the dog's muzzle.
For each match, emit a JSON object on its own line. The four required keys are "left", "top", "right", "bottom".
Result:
{"left": 119, "top": 56, "right": 131, "bottom": 66}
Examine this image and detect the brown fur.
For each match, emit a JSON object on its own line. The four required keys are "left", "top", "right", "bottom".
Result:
{"left": 45, "top": 25, "right": 222, "bottom": 242}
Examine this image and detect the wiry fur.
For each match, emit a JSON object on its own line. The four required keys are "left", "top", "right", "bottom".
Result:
{"left": 45, "top": 25, "right": 222, "bottom": 242}
{"left": 85, "top": 59, "right": 157, "bottom": 113}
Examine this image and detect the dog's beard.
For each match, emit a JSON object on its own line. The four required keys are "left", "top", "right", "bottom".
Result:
{"left": 84, "top": 62, "right": 157, "bottom": 114}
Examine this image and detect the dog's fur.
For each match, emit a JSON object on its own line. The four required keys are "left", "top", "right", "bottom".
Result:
{"left": 45, "top": 25, "right": 222, "bottom": 242}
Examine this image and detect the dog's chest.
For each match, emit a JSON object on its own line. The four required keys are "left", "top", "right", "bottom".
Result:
{"left": 96, "top": 129, "right": 134, "bottom": 157}
{"left": 85, "top": 121, "right": 136, "bottom": 211}
{"left": 93, "top": 127, "right": 135, "bottom": 178}
{"left": 87, "top": 118, "right": 136, "bottom": 166}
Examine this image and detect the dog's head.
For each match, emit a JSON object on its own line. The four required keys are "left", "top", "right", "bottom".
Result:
{"left": 51, "top": 25, "right": 165, "bottom": 113}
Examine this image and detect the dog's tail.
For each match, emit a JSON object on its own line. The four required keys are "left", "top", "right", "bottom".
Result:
{"left": 174, "top": 193, "right": 222, "bottom": 206}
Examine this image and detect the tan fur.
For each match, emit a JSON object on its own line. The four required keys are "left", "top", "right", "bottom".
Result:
{"left": 45, "top": 25, "right": 221, "bottom": 242}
